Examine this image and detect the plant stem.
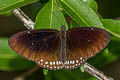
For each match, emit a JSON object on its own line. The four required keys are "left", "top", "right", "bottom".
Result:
{"left": 12, "top": 8, "right": 113, "bottom": 80}
{"left": 14, "top": 66, "right": 39, "bottom": 80}
{"left": 84, "top": 62, "right": 113, "bottom": 80}
{"left": 12, "top": 8, "right": 34, "bottom": 29}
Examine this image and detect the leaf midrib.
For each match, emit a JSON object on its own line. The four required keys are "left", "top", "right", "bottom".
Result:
{"left": 0, "top": 0, "right": 24, "bottom": 10}
{"left": 50, "top": 0, "right": 54, "bottom": 29}
{"left": 60, "top": 0, "right": 90, "bottom": 26}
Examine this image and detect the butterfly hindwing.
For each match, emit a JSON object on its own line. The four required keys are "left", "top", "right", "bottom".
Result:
{"left": 8, "top": 29, "right": 64, "bottom": 70}
{"left": 8, "top": 27, "right": 110, "bottom": 70}
{"left": 65, "top": 27, "right": 110, "bottom": 69}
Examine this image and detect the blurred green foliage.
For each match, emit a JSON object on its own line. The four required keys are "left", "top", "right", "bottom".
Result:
{"left": 0, "top": 0, "right": 120, "bottom": 80}
{"left": 0, "top": 38, "right": 36, "bottom": 70}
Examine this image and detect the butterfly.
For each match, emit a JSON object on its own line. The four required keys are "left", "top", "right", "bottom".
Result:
{"left": 8, "top": 26, "right": 110, "bottom": 70}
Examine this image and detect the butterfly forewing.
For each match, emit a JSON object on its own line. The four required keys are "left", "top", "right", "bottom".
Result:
{"left": 8, "top": 29, "right": 64, "bottom": 70}
{"left": 8, "top": 27, "right": 110, "bottom": 70}
{"left": 65, "top": 27, "right": 110, "bottom": 69}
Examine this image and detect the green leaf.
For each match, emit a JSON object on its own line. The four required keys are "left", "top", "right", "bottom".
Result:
{"left": 43, "top": 69, "right": 48, "bottom": 75}
{"left": 88, "top": 51, "right": 118, "bottom": 68}
{"left": 0, "top": 0, "right": 23, "bottom": 10}
{"left": 104, "top": 48, "right": 109, "bottom": 54}
{"left": 107, "top": 37, "right": 120, "bottom": 57}
{"left": 47, "top": 69, "right": 97, "bottom": 80}
{"left": 80, "top": 65, "right": 85, "bottom": 72}
{"left": 0, "top": 0, "right": 39, "bottom": 14}
{"left": 81, "top": 0, "right": 98, "bottom": 11}
{"left": 58, "top": 0, "right": 103, "bottom": 28}
{"left": 35, "top": 0, "right": 68, "bottom": 30}
{"left": 101, "top": 19, "right": 120, "bottom": 38}
{"left": 0, "top": 38, "right": 35, "bottom": 71}
{"left": 70, "top": 20, "right": 79, "bottom": 28}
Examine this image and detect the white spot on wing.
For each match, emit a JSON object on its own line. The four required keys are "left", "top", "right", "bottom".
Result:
{"left": 70, "top": 61, "right": 73, "bottom": 64}
{"left": 38, "top": 61, "right": 40, "bottom": 64}
{"left": 76, "top": 60, "right": 79, "bottom": 63}
{"left": 54, "top": 66, "right": 56, "bottom": 68}
{"left": 64, "top": 61, "right": 69, "bottom": 64}
{"left": 66, "top": 66, "right": 69, "bottom": 69}
{"left": 91, "top": 28, "right": 94, "bottom": 30}
{"left": 72, "top": 66, "right": 75, "bottom": 68}
{"left": 59, "top": 61, "right": 62, "bottom": 64}
{"left": 83, "top": 59, "right": 85, "bottom": 62}
{"left": 88, "top": 40, "right": 91, "bottom": 42}
{"left": 47, "top": 65, "right": 49, "bottom": 67}
{"left": 50, "top": 66, "right": 52, "bottom": 69}
{"left": 41, "top": 63, "right": 43, "bottom": 65}
{"left": 45, "top": 61, "right": 48, "bottom": 64}
{"left": 40, "top": 59, "right": 43, "bottom": 62}
{"left": 43, "top": 65, "right": 46, "bottom": 67}
{"left": 31, "top": 43, "right": 34, "bottom": 45}
{"left": 56, "top": 61, "right": 59, "bottom": 65}
{"left": 80, "top": 57, "right": 83, "bottom": 60}
{"left": 105, "top": 38, "right": 107, "bottom": 40}
{"left": 57, "top": 66, "right": 60, "bottom": 69}
{"left": 80, "top": 61, "right": 83, "bottom": 63}
{"left": 27, "top": 31, "right": 30, "bottom": 34}
{"left": 50, "top": 62, "right": 52, "bottom": 65}
{"left": 73, "top": 61, "right": 75, "bottom": 64}
{"left": 53, "top": 61, "right": 55, "bottom": 65}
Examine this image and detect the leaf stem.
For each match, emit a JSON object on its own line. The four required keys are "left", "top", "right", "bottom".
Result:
{"left": 84, "top": 62, "right": 113, "bottom": 80}
{"left": 13, "top": 66, "right": 40, "bottom": 80}
{"left": 12, "top": 8, "right": 34, "bottom": 29}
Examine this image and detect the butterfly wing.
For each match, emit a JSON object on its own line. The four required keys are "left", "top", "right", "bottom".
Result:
{"left": 8, "top": 29, "right": 63, "bottom": 70}
{"left": 65, "top": 27, "right": 110, "bottom": 69}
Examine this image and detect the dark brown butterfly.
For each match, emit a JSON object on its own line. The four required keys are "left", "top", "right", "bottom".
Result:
{"left": 8, "top": 26, "right": 110, "bottom": 70}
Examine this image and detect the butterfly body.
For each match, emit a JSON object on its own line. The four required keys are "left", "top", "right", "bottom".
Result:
{"left": 60, "top": 26, "right": 67, "bottom": 63}
{"left": 8, "top": 26, "right": 110, "bottom": 70}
